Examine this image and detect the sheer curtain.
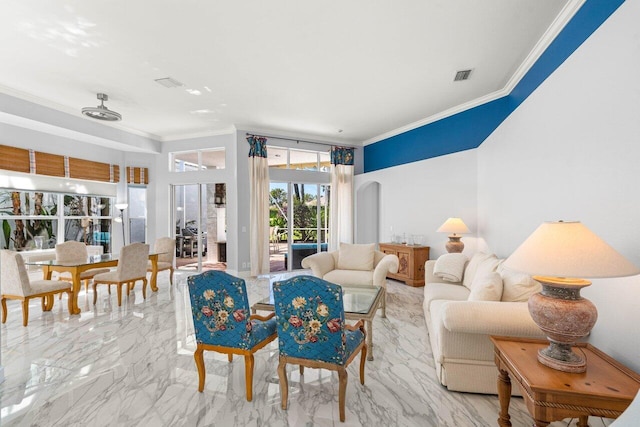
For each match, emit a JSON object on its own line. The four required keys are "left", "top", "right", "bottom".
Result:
{"left": 247, "top": 136, "right": 270, "bottom": 275}
{"left": 329, "top": 146, "right": 354, "bottom": 251}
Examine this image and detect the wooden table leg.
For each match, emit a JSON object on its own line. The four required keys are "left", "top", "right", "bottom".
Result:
{"left": 71, "top": 272, "right": 82, "bottom": 314}
{"left": 365, "top": 319, "right": 374, "bottom": 361}
{"left": 577, "top": 415, "right": 589, "bottom": 427}
{"left": 497, "top": 367, "right": 512, "bottom": 427}
{"left": 149, "top": 256, "right": 159, "bottom": 292}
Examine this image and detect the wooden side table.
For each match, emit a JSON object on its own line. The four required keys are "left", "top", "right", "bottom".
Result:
{"left": 378, "top": 243, "right": 430, "bottom": 286}
{"left": 491, "top": 336, "right": 640, "bottom": 427}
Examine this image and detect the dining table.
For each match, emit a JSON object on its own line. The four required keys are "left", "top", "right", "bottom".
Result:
{"left": 26, "top": 252, "right": 162, "bottom": 315}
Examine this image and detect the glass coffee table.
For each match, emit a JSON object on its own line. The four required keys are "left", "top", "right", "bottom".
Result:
{"left": 252, "top": 285, "right": 384, "bottom": 360}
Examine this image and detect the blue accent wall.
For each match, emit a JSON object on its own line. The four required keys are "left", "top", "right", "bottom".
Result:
{"left": 363, "top": 0, "right": 625, "bottom": 173}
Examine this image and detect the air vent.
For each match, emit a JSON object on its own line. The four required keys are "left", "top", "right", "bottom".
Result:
{"left": 154, "top": 77, "right": 184, "bottom": 88}
{"left": 454, "top": 69, "right": 472, "bottom": 81}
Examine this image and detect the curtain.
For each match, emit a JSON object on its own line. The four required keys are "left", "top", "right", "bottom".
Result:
{"left": 247, "top": 136, "right": 270, "bottom": 275}
{"left": 329, "top": 146, "right": 354, "bottom": 251}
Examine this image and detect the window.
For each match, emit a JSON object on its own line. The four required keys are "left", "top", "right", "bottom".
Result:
{"left": 0, "top": 189, "right": 116, "bottom": 252}
{"left": 267, "top": 145, "right": 330, "bottom": 172}
{"left": 128, "top": 186, "right": 147, "bottom": 243}
{"left": 0, "top": 190, "right": 58, "bottom": 250}
{"left": 171, "top": 148, "right": 226, "bottom": 172}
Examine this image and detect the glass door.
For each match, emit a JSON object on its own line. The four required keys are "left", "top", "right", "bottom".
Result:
{"left": 270, "top": 182, "right": 329, "bottom": 272}
{"left": 172, "top": 183, "right": 226, "bottom": 272}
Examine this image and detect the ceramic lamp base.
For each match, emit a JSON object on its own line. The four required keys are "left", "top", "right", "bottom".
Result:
{"left": 445, "top": 235, "right": 464, "bottom": 253}
{"left": 529, "top": 276, "right": 597, "bottom": 373}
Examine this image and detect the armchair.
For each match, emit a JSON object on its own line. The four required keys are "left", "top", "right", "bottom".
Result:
{"left": 273, "top": 275, "right": 366, "bottom": 422}
{"left": 301, "top": 243, "right": 399, "bottom": 317}
{"left": 188, "top": 270, "right": 277, "bottom": 401}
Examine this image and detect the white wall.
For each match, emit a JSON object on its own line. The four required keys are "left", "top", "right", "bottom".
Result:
{"left": 478, "top": 0, "right": 640, "bottom": 371}
{"left": 355, "top": 148, "right": 479, "bottom": 260}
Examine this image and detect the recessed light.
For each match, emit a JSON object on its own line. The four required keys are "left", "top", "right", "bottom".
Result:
{"left": 186, "top": 89, "right": 201, "bottom": 96}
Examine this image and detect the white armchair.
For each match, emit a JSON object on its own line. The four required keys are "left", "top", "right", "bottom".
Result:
{"left": 301, "top": 243, "right": 399, "bottom": 317}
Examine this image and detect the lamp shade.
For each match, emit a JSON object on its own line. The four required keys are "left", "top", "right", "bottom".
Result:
{"left": 437, "top": 218, "right": 470, "bottom": 235}
{"left": 115, "top": 203, "right": 128, "bottom": 210}
{"left": 503, "top": 221, "right": 639, "bottom": 278}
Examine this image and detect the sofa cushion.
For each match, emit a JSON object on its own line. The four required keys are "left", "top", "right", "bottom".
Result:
{"left": 324, "top": 269, "right": 373, "bottom": 287}
{"left": 498, "top": 266, "right": 542, "bottom": 302}
{"left": 337, "top": 243, "right": 375, "bottom": 271}
{"left": 463, "top": 252, "right": 500, "bottom": 289}
{"left": 424, "top": 282, "right": 470, "bottom": 311}
{"left": 468, "top": 272, "right": 503, "bottom": 301}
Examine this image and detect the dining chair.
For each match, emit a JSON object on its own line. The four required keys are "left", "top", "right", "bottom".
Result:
{"left": 55, "top": 241, "right": 110, "bottom": 293}
{"left": 147, "top": 237, "right": 175, "bottom": 285}
{"left": 1, "top": 250, "right": 73, "bottom": 326}
{"left": 92, "top": 243, "right": 150, "bottom": 306}
{"left": 272, "top": 275, "right": 367, "bottom": 422}
{"left": 187, "top": 270, "right": 277, "bottom": 401}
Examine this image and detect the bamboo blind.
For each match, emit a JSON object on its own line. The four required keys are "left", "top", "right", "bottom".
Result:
{"left": 0, "top": 145, "right": 30, "bottom": 173}
{"left": 34, "top": 152, "right": 65, "bottom": 177}
{"left": 0, "top": 145, "right": 138, "bottom": 184}
{"left": 126, "top": 167, "right": 149, "bottom": 184}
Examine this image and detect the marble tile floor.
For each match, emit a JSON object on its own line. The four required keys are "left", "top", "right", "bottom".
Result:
{"left": 0, "top": 271, "right": 615, "bottom": 427}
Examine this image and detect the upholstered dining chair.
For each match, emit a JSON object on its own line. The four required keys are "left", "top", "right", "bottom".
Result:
{"left": 147, "top": 237, "right": 175, "bottom": 285}
{"left": 1, "top": 250, "right": 73, "bottom": 326}
{"left": 187, "top": 270, "right": 277, "bottom": 401}
{"left": 92, "top": 243, "right": 149, "bottom": 306}
{"left": 55, "top": 241, "right": 110, "bottom": 293}
{"left": 272, "top": 275, "right": 367, "bottom": 422}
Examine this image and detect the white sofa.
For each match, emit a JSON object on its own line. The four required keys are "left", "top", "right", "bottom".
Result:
{"left": 423, "top": 252, "right": 546, "bottom": 395}
{"left": 301, "top": 243, "right": 399, "bottom": 317}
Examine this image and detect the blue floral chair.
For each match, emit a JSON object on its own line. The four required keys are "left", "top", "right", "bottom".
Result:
{"left": 272, "top": 275, "right": 366, "bottom": 422}
{"left": 188, "top": 270, "right": 277, "bottom": 401}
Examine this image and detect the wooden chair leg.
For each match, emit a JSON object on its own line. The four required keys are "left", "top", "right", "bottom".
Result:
{"left": 360, "top": 344, "right": 367, "bottom": 384}
{"left": 381, "top": 292, "right": 386, "bottom": 318}
{"left": 244, "top": 354, "right": 255, "bottom": 401}
{"left": 1, "top": 297, "right": 7, "bottom": 323}
{"left": 117, "top": 284, "right": 123, "bottom": 306}
{"left": 93, "top": 283, "right": 99, "bottom": 305}
{"left": 169, "top": 268, "right": 174, "bottom": 285}
{"left": 277, "top": 358, "right": 289, "bottom": 410}
{"left": 299, "top": 365, "right": 304, "bottom": 375}
{"left": 194, "top": 346, "right": 206, "bottom": 392}
{"left": 41, "top": 296, "right": 47, "bottom": 311}
{"left": 228, "top": 354, "right": 233, "bottom": 362}
{"left": 338, "top": 367, "right": 348, "bottom": 422}
{"left": 22, "top": 299, "right": 29, "bottom": 326}
{"left": 142, "top": 278, "right": 147, "bottom": 299}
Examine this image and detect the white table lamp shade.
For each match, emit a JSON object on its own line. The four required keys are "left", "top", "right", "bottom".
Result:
{"left": 437, "top": 218, "right": 470, "bottom": 235}
{"left": 503, "top": 221, "right": 639, "bottom": 278}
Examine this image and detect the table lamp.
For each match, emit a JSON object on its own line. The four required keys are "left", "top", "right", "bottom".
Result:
{"left": 437, "top": 217, "right": 470, "bottom": 253}
{"left": 503, "top": 221, "right": 639, "bottom": 373}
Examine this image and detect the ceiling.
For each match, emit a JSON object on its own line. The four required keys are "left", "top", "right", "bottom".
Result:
{"left": 0, "top": 1, "right": 580, "bottom": 147}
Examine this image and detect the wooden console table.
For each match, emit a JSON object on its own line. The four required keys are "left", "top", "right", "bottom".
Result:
{"left": 378, "top": 243, "right": 430, "bottom": 287}
{"left": 491, "top": 336, "right": 640, "bottom": 427}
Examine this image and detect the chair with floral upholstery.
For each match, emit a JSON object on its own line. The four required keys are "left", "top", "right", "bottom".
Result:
{"left": 272, "top": 275, "right": 367, "bottom": 422}
{"left": 92, "top": 243, "right": 150, "bottom": 306}
{"left": 55, "top": 241, "right": 110, "bottom": 294}
{"left": 188, "top": 270, "right": 277, "bottom": 401}
{"left": 1, "top": 250, "right": 73, "bottom": 326}
{"left": 147, "top": 237, "right": 175, "bottom": 285}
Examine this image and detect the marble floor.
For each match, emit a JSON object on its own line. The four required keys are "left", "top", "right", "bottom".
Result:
{"left": 0, "top": 271, "right": 615, "bottom": 426}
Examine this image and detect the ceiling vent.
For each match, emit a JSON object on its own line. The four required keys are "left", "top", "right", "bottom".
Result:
{"left": 155, "top": 77, "right": 184, "bottom": 88}
{"left": 81, "top": 93, "right": 122, "bottom": 122}
{"left": 454, "top": 69, "right": 473, "bottom": 81}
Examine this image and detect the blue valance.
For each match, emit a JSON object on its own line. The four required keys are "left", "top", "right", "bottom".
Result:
{"left": 331, "top": 146, "right": 354, "bottom": 166}
{"left": 247, "top": 136, "right": 268, "bottom": 158}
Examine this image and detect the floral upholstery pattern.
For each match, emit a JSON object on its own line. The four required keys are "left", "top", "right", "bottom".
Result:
{"left": 273, "top": 275, "right": 364, "bottom": 365}
{"left": 188, "top": 270, "right": 276, "bottom": 350}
